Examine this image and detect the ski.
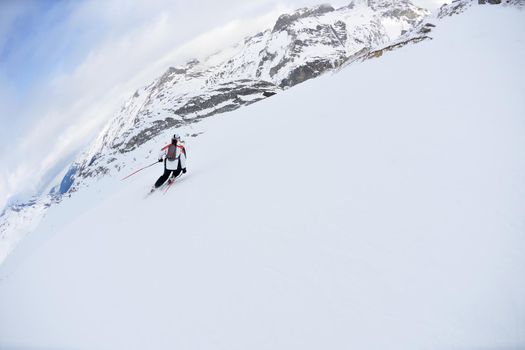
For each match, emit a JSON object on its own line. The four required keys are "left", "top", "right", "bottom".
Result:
{"left": 144, "top": 173, "right": 183, "bottom": 198}
{"left": 163, "top": 173, "right": 182, "bottom": 195}
{"left": 144, "top": 181, "right": 168, "bottom": 198}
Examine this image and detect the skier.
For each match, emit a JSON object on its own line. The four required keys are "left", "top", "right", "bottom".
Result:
{"left": 153, "top": 134, "right": 187, "bottom": 190}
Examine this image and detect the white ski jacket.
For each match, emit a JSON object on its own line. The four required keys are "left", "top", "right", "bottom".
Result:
{"left": 159, "top": 143, "right": 187, "bottom": 171}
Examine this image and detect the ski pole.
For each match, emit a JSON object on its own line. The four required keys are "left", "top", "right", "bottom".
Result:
{"left": 121, "top": 161, "right": 159, "bottom": 181}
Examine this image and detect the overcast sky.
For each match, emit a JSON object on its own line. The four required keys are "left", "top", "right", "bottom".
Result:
{"left": 0, "top": 0, "right": 447, "bottom": 210}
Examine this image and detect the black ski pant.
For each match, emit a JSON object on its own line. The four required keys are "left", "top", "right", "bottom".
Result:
{"left": 155, "top": 167, "right": 182, "bottom": 188}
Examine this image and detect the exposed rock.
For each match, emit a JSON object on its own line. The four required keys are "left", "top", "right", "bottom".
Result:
{"left": 438, "top": 0, "right": 471, "bottom": 18}
{"left": 273, "top": 4, "right": 335, "bottom": 32}
{"left": 280, "top": 59, "right": 338, "bottom": 87}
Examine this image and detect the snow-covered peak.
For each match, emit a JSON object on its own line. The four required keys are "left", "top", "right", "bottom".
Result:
{"left": 272, "top": 4, "right": 336, "bottom": 32}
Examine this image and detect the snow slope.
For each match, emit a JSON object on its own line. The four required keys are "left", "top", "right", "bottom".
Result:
{"left": 1, "top": 4, "right": 525, "bottom": 349}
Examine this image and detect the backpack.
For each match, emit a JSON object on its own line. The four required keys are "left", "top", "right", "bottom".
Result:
{"left": 166, "top": 144, "right": 178, "bottom": 161}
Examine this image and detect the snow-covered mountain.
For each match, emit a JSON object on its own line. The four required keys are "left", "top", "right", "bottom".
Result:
{"left": 0, "top": 0, "right": 430, "bottom": 260}
{"left": 1, "top": 0, "right": 525, "bottom": 348}
{"left": 73, "top": 0, "right": 427, "bottom": 182}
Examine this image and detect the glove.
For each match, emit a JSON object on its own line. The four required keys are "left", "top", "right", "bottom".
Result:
{"left": 158, "top": 158, "right": 163, "bottom": 163}
{"left": 182, "top": 168, "right": 187, "bottom": 174}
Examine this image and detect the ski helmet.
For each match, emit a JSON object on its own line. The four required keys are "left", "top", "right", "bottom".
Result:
{"left": 172, "top": 134, "right": 180, "bottom": 143}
